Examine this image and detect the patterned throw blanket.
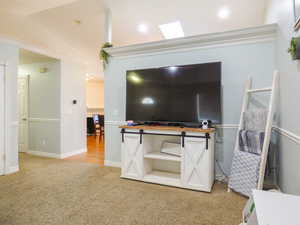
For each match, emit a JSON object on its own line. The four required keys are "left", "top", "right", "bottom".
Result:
{"left": 239, "top": 130, "right": 265, "bottom": 155}
{"left": 229, "top": 129, "right": 266, "bottom": 197}
{"left": 228, "top": 150, "right": 261, "bottom": 197}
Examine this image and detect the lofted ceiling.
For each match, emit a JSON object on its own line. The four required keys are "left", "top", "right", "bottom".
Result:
{"left": 0, "top": 0, "right": 269, "bottom": 79}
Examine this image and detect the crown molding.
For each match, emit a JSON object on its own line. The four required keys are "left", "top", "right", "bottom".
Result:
{"left": 105, "top": 24, "right": 278, "bottom": 58}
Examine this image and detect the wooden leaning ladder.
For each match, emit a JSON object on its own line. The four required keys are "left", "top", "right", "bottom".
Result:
{"left": 228, "top": 71, "right": 279, "bottom": 192}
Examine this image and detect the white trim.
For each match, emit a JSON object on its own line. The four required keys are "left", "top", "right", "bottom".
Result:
{"left": 0, "top": 64, "right": 4, "bottom": 175}
{"left": 11, "top": 121, "right": 18, "bottom": 127}
{"left": 28, "top": 118, "right": 60, "bottom": 123}
{"left": 1, "top": 63, "right": 8, "bottom": 175}
{"left": 104, "top": 160, "right": 121, "bottom": 168}
{"left": 105, "top": 24, "right": 277, "bottom": 58}
{"left": 27, "top": 150, "right": 61, "bottom": 159}
{"left": 0, "top": 62, "right": 8, "bottom": 67}
{"left": 273, "top": 126, "right": 300, "bottom": 145}
{"left": 60, "top": 148, "right": 87, "bottom": 159}
{"left": 215, "top": 124, "right": 239, "bottom": 129}
{"left": 5, "top": 165, "right": 19, "bottom": 175}
{"left": 104, "top": 121, "right": 300, "bottom": 146}
{"left": 105, "top": 120, "right": 126, "bottom": 126}
{"left": 28, "top": 148, "right": 87, "bottom": 159}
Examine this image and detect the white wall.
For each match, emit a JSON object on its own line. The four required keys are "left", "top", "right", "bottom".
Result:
{"left": 265, "top": 0, "right": 300, "bottom": 195}
{"left": 60, "top": 60, "right": 87, "bottom": 157}
{"left": 0, "top": 41, "right": 19, "bottom": 173}
{"left": 19, "top": 61, "right": 61, "bottom": 155}
{"left": 104, "top": 39, "right": 276, "bottom": 174}
{"left": 86, "top": 80, "right": 104, "bottom": 115}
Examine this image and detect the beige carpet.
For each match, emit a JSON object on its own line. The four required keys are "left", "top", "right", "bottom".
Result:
{"left": 0, "top": 154, "right": 246, "bottom": 225}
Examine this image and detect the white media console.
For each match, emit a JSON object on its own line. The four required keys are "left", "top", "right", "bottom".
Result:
{"left": 120, "top": 125, "right": 215, "bottom": 192}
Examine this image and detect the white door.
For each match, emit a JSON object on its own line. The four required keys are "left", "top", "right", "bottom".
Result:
{"left": 18, "top": 77, "right": 29, "bottom": 152}
{"left": 182, "top": 137, "right": 213, "bottom": 191}
{"left": 0, "top": 65, "right": 5, "bottom": 175}
{"left": 121, "top": 133, "right": 143, "bottom": 179}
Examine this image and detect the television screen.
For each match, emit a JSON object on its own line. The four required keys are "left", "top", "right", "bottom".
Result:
{"left": 126, "top": 62, "right": 222, "bottom": 125}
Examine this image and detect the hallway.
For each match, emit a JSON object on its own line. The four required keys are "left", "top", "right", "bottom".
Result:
{"left": 65, "top": 136, "right": 104, "bottom": 165}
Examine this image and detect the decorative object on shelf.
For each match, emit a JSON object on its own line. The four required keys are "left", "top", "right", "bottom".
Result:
{"left": 294, "top": 0, "right": 300, "bottom": 31}
{"left": 201, "top": 120, "right": 211, "bottom": 129}
{"left": 100, "top": 42, "right": 113, "bottom": 69}
{"left": 288, "top": 37, "right": 300, "bottom": 60}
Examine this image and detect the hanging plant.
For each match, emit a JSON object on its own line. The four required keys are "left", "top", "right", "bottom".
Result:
{"left": 288, "top": 37, "right": 299, "bottom": 60}
{"left": 100, "top": 42, "right": 113, "bottom": 69}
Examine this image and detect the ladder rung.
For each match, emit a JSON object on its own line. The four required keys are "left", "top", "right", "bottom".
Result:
{"left": 247, "top": 87, "right": 272, "bottom": 93}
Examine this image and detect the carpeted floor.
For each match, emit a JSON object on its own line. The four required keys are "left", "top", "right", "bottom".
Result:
{"left": 0, "top": 154, "right": 246, "bottom": 225}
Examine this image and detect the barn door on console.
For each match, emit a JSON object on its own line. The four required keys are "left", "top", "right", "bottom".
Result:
{"left": 182, "top": 137, "right": 209, "bottom": 190}
{"left": 121, "top": 133, "right": 143, "bottom": 179}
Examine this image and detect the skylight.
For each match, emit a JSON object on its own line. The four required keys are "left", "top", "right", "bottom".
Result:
{"left": 218, "top": 7, "right": 231, "bottom": 19}
{"left": 159, "top": 21, "right": 184, "bottom": 39}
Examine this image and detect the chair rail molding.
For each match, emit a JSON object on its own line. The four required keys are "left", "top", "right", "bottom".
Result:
{"left": 105, "top": 120, "right": 126, "bottom": 126}
{"left": 105, "top": 121, "right": 300, "bottom": 146}
{"left": 105, "top": 24, "right": 278, "bottom": 58}
{"left": 28, "top": 118, "right": 60, "bottom": 123}
{"left": 273, "top": 126, "right": 300, "bottom": 145}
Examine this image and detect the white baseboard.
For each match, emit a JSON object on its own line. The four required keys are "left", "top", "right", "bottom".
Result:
{"left": 104, "top": 160, "right": 121, "bottom": 168}
{"left": 60, "top": 148, "right": 87, "bottom": 159}
{"left": 28, "top": 148, "right": 87, "bottom": 159}
{"left": 27, "top": 150, "right": 61, "bottom": 159}
{"left": 5, "top": 165, "right": 19, "bottom": 175}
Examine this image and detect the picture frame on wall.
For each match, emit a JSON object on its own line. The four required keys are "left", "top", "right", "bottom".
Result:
{"left": 294, "top": 0, "right": 300, "bottom": 31}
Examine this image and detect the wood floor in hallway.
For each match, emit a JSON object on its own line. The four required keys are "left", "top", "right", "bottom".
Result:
{"left": 65, "top": 136, "right": 104, "bottom": 165}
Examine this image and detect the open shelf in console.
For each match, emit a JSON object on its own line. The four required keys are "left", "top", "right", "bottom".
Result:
{"left": 143, "top": 170, "right": 181, "bottom": 187}
{"left": 144, "top": 152, "right": 181, "bottom": 162}
{"left": 143, "top": 157, "right": 181, "bottom": 187}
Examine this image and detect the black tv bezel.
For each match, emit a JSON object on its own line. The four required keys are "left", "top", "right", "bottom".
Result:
{"left": 125, "top": 62, "right": 222, "bottom": 126}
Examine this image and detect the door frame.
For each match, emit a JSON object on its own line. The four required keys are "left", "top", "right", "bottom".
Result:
{"left": 18, "top": 75, "right": 29, "bottom": 153}
{"left": 0, "top": 62, "right": 8, "bottom": 175}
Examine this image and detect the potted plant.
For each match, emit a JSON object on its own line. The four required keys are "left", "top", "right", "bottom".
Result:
{"left": 100, "top": 42, "right": 113, "bottom": 68}
{"left": 288, "top": 37, "right": 300, "bottom": 60}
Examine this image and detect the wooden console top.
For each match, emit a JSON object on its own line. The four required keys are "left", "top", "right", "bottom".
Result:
{"left": 119, "top": 125, "right": 215, "bottom": 133}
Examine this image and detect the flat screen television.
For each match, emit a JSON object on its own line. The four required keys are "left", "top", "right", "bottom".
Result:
{"left": 126, "top": 62, "right": 222, "bottom": 125}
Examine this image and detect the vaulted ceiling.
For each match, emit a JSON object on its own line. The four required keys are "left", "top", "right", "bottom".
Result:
{"left": 0, "top": 0, "right": 269, "bottom": 78}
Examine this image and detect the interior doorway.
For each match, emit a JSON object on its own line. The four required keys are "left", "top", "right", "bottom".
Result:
{"left": 18, "top": 48, "right": 60, "bottom": 165}
{"left": 65, "top": 77, "right": 105, "bottom": 165}
{"left": 17, "top": 76, "right": 29, "bottom": 153}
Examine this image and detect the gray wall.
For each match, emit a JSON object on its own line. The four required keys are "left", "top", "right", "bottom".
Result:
{"left": 265, "top": 0, "right": 300, "bottom": 194}
{"left": 104, "top": 40, "right": 276, "bottom": 175}
{"left": 0, "top": 41, "right": 19, "bottom": 171}
{"left": 19, "top": 62, "right": 61, "bottom": 155}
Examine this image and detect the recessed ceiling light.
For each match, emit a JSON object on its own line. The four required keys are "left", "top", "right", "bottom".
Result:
{"left": 159, "top": 21, "right": 184, "bottom": 39}
{"left": 138, "top": 24, "right": 148, "bottom": 33}
{"left": 218, "top": 7, "right": 231, "bottom": 19}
